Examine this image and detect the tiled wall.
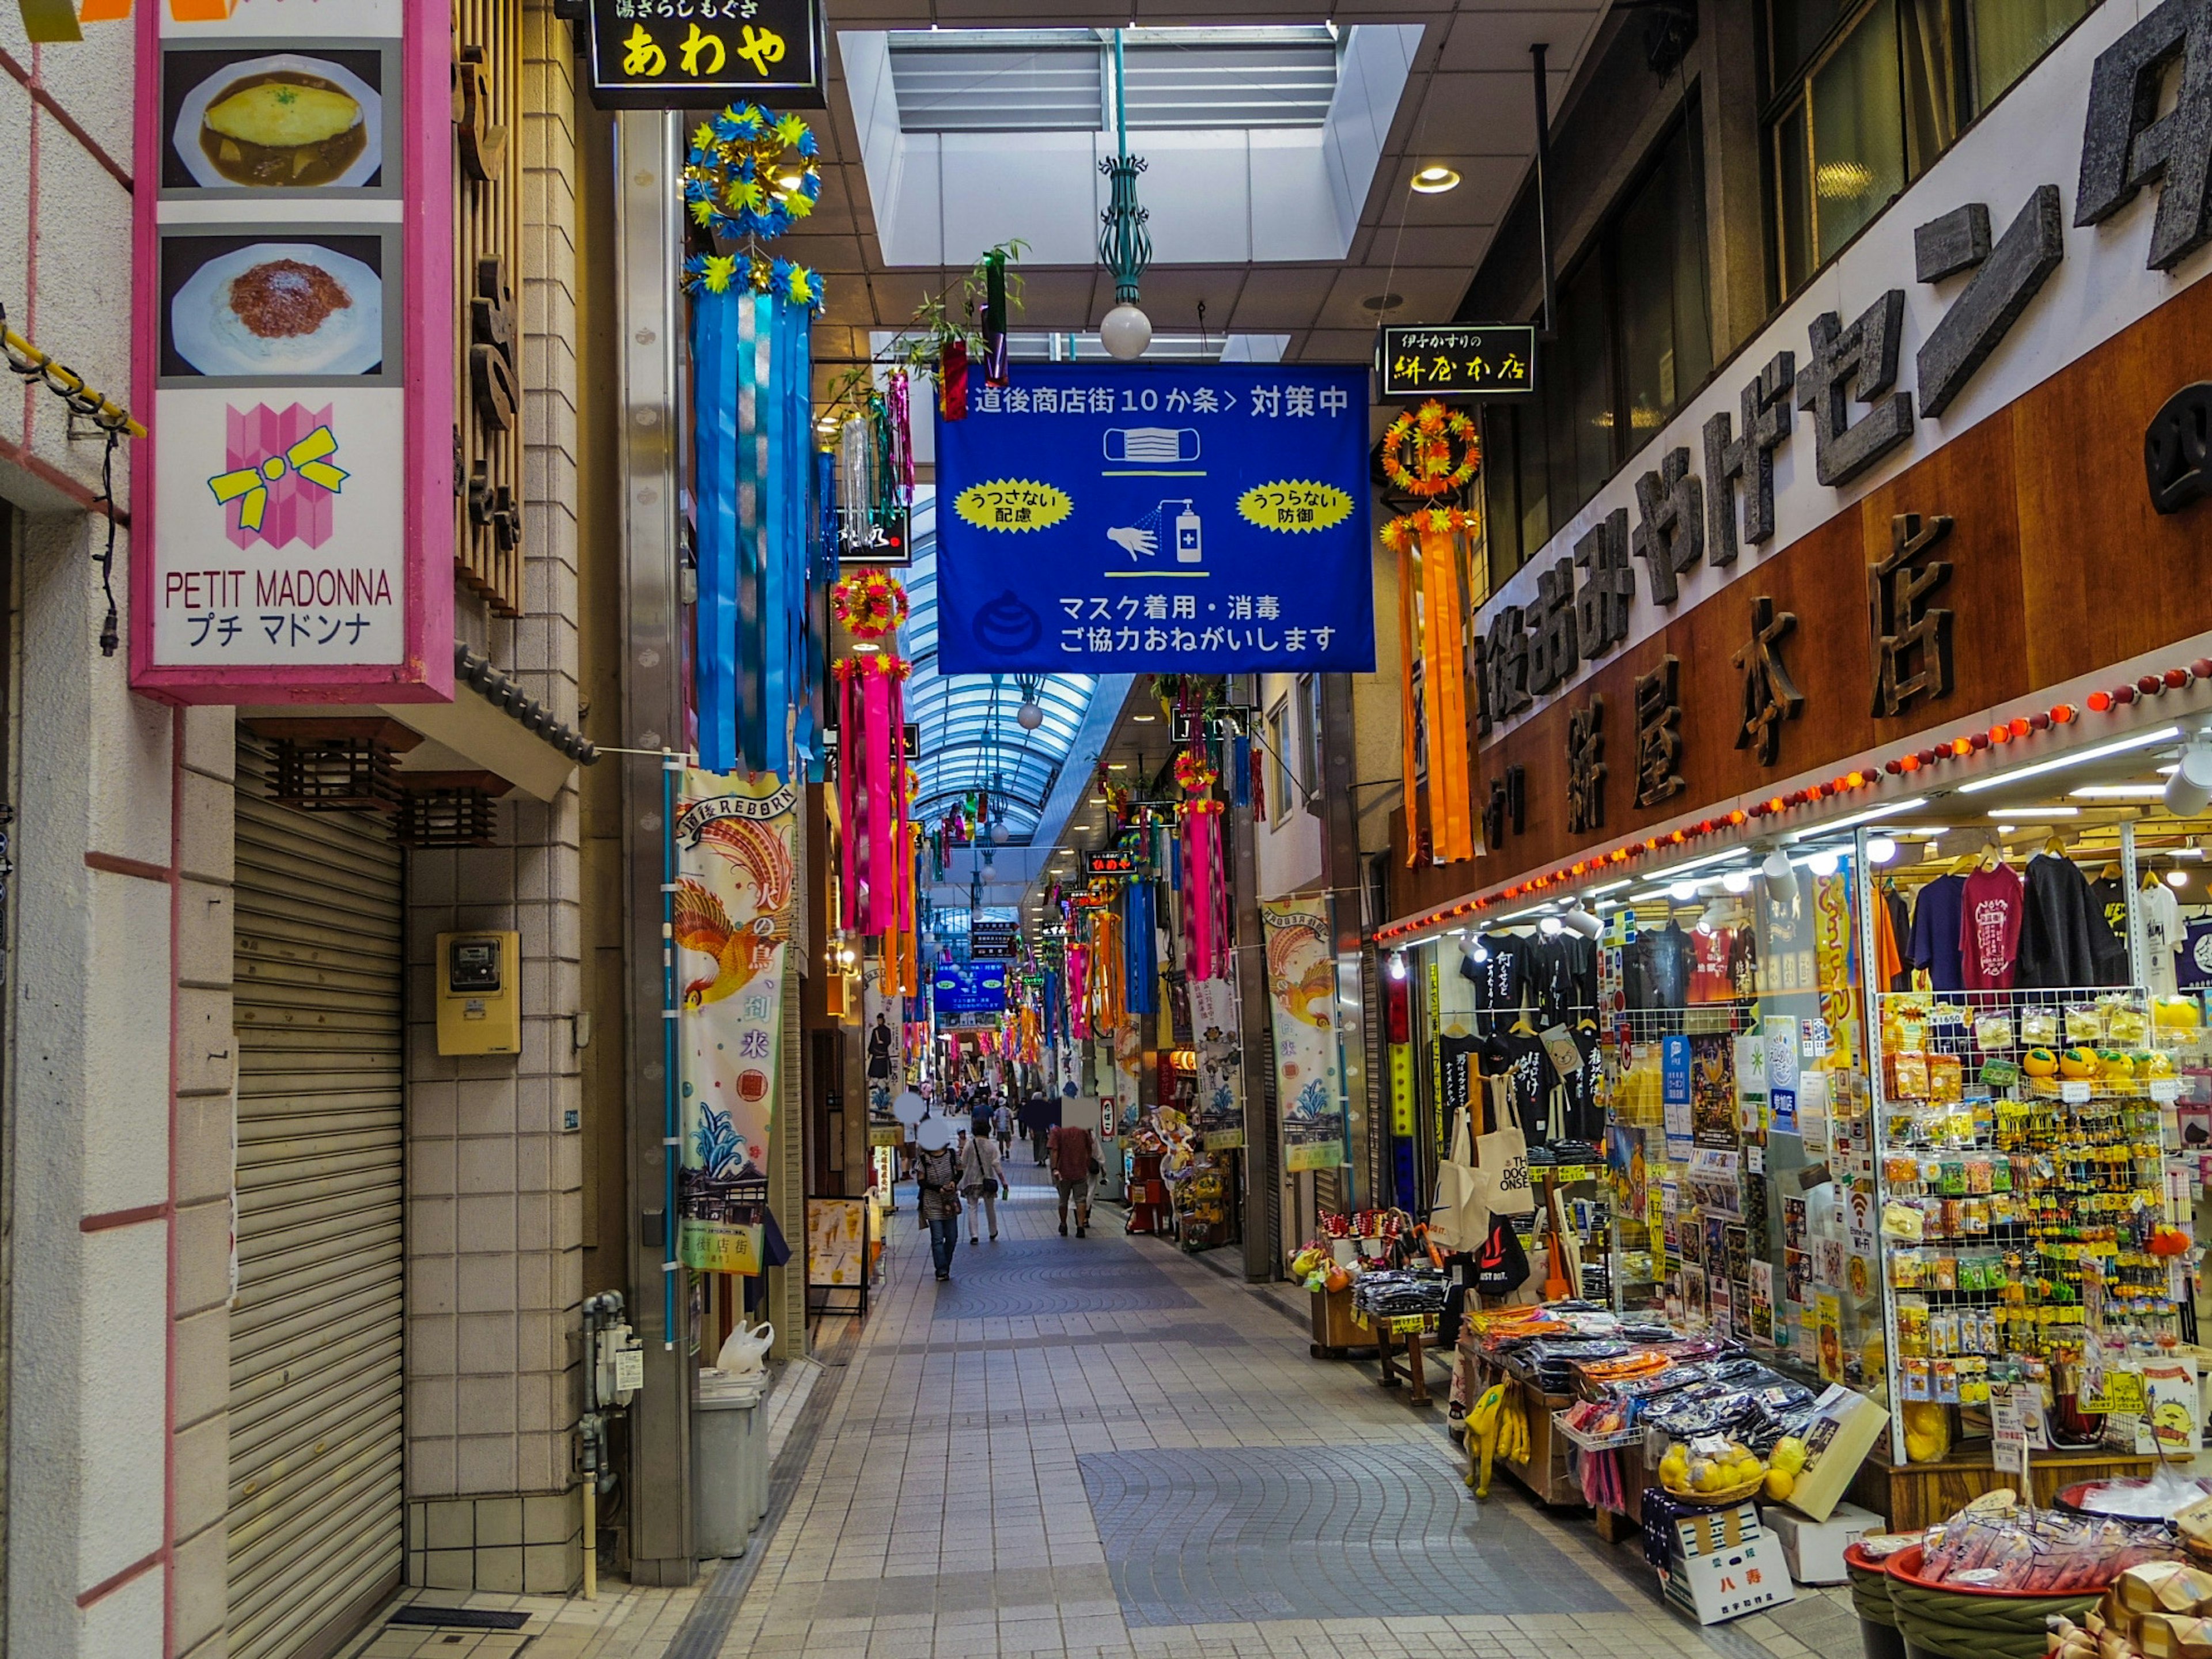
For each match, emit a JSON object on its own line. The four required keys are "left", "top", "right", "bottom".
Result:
{"left": 400, "top": 0, "right": 588, "bottom": 1591}
{"left": 406, "top": 1490, "right": 583, "bottom": 1594}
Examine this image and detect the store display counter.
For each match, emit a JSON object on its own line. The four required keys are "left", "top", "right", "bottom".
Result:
{"left": 1491, "top": 1370, "right": 1582, "bottom": 1506}
{"left": 1846, "top": 1442, "right": 2156, "bottom": 1532}
{"left": 1308, "top": 1285, "right": 1379, "bottom": 1359}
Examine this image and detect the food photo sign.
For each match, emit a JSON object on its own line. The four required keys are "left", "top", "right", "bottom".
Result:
{"left": 132, "top": 0, "right": 452, "bottom": 703}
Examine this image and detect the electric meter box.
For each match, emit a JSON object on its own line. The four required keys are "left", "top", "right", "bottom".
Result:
{"left": 436, "top": 931, "right": 521, "bottom": 1055}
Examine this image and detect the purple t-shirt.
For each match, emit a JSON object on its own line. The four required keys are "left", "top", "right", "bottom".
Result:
{"left": 1959, "top": 865, "right": 2025, "bottom": 991}
{"left": 1907, "top": 873, "right": 1965, "bottom": 992}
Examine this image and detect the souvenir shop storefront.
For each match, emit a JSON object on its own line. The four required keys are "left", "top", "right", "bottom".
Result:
{"left": 1365, "top": 0, "right": 2212, "bottom": 1541}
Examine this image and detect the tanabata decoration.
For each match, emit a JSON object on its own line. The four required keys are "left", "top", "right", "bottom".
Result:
{"left": 1390, "top": 519, "right": 1476, "bottom": 866}
{"left": 682, "top": 103, "right": 826, "bottom": 775}
{"left": 1380, "top": 400, "right": 1480, "bottom": 498}
{"left": 831, "top": 568, "right": 908, "bottom": 639}
{"left": 834, "top": 654, "right": 913, "bottom": 938}
{"left": 1173, "top": 743, "right": 1228, "bottom": 981}
{"left": 1067, "top": 943, "right": 1091, "bottom": 1040}
{"left": 1123, "top": 879, "right": 1157, "bottom": 1018}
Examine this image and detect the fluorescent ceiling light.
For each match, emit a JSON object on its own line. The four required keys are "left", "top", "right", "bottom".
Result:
{"left": 1956, "top": 727, "right": 2181, "bottom": 793}
{"left": 2071, "top": 785, "right": 2168, "bottom": 799}
{"left": 1987, "top": 804, "right": 2078, "bottom": 817}
{"left": 1785, "top": 797, "right": 1927, "bottom": 841}
{"left": 1586, "top": 878, "right": 1633, "bottom": 896}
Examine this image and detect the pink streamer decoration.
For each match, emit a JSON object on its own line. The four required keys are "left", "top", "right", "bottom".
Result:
{"left": 836, "top": 666, "right": 862, "bottom": 931}
{"left": 888, "top": 370, "right": 915, "bottom": 505}
{"left": 1181, "top": 805, "right": 1225, "bottom": 981}
{"left": 863, "top": 666, "right": 896, "bottom": 933}
{"left": 1067, "top": 945, "right": 1090, "bottom": 1039}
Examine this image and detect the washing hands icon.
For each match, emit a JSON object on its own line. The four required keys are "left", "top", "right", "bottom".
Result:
{"left": 1106, "top": 501, "right": 1202, "bottom": 565}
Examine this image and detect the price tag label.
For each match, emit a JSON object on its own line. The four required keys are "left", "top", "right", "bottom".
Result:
{"left": 2085, "top": 1369, "right": 2148, "bottom": 1416}
{"left": 1386, "top": 1313, "right": 1433, "bottom": 1335}
{"left": 2150, "top": 1079, "right": 2183, "bottom": 1104}
{"left": 1555, "top": 1165, "right": 1589, "bottom": 1184}
{"left": 2061, "top": 1080, "right": 2092, "bottom": 1104}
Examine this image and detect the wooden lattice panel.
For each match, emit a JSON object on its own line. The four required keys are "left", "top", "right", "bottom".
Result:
{"left": 453, "top": 0, "right": 523, "bottom": 616}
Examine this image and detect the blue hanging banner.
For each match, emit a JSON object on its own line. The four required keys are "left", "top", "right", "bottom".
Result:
{"left": 933, "top": 363, "right": 1376, "bottom": 673}
{"left": 933, "top": 960, "right": 1009, "bottom": 1018}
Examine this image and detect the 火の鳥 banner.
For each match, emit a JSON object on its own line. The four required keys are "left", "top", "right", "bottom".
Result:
{"left": 1259, "top": 898, "right": 1346, "bottom": 1173}
{"left": 675, "top": 770, "right": 797, "bottom": 1271}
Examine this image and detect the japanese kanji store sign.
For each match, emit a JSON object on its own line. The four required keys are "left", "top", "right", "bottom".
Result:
{"left": 131, "top": 0, "right": 452, "bottom": 703}
{"left": 584, "top": 0, "right": 825, "bottom": 109}
{"left": 932, "top": 364, "right": 1376, "bottom": 674}
{"left": 1474, "top": 0, "right": 2212, "bottom": 745}
{"left": 1376, "top": 324, "right": 1536, "bottom": 400}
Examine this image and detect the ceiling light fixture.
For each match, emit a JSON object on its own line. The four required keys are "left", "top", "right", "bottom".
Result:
{"left": 1985, "top": 805, "right": 2078, "bottom": 817}
{"left": 1786, "top": 796, "right": 1928, "bottom": 840}
{"left": 1761, "top": 848, "right": 1798, "bottom": 904}
{"left": 1804, "top": 850, "right": 1840, "bottom": 877}
{"left": 1957, "top": 726, "right": 2181, "bottom": 793}
{"left": 2070, "top": 784, "right": 2168, "bottom": 799}
{"left": 1721, "top": 870, "right": 1752, "bottom": 893}
{"left": 1131, "top": 713, "right": 1157, "bottom": 723}
{"left": 1410, "top": 165, "right": 1461, "bottom": 194}
{"left": 1866, "top": 835, "right": 1898, "bottom": 865}
{"left": 2166, "top": 725, "right": 2212, "bottom": 816}
{"left": 1097, "top": 29, "right": 1153, "bottom": 360}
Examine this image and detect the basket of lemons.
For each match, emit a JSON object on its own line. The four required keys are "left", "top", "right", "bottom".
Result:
{"left": 1657, "top": 1434, "right": 1768, "bottom": 1508}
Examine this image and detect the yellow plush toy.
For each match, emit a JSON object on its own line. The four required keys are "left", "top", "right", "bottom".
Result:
{"left": 2057, "top": 1047, "right": 2100, "bottom": 1080}
{"left": 2022, "top": 1047, "right": 2059, "bottom": 1078}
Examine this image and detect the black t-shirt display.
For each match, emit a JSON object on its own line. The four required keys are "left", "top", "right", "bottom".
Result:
{"left": 1438, "top": 1033, "right": 1484, "bottom": 1133}
{"left": 1482, "top": 1029, "right": 1560, "bottom": 1139}
{"left": 1527, "top": 931, "right": 1598, "bottom": 1021}
{"left": 1459, "top": 934, "right": 1529, "bottom": 1033}
{"left": 1624, "top": 923, "right": 1694, "bottom": 1011}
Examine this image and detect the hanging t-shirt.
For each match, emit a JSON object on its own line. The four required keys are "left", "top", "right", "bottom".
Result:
{"left": 1690, "top": 926, "right": 1736, "bottom": 1003}
{"left": 1874, "top": 885, "right": 1908, "bottom": 992}
{"left": 2142, "top": 880, "right": 2183, "bottom": 998}
{"left": 1554, "top": 1024, "right": 1600, "bottom": 1145}
{"left": 1482, "top": 1029, "right": 1560, "bottom": 1141}
{"left": 2180, "top": 916, "right": 2212, "bottom": 990}
{"left": 1908, "top": 873, "right": 1968, "bottom": 992}
{"left": 1730, "top": 924, "right": 1759, "bottom": 1001}
{"left": 1958, "top": 863, "right": 2026, "bottom": 991}
{"left": 1438, "top": 1032, "right": 1484, "bottom": 1134}
{"left": 1527, "top": 931, "right": 1597, "bottom": 1021}
{"left": 2088, "top": 877, "right": 2132, "bottom": 951}
{"left": 1460, "top": 935, "right": 1528, "bottom": 1034}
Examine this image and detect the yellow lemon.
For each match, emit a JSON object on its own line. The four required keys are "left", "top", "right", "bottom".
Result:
{"left": 1764, "top": 1468, "right": 1796, "bottom": 1502}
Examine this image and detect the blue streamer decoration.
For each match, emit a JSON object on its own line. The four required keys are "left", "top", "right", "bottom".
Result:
{"left": 1125, "top": 880, "right": 1157, "bottom": 1016}
{"left": 692, "top": 289, "right": 740, "bottom": 771}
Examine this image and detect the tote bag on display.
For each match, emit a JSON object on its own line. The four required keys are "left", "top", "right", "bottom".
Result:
{"left": 1427, "top": 1107, "right": 1485, "bottom": 1251}
{"left": 1471, "top": 1075, "right": 1535, "bottom": 1220}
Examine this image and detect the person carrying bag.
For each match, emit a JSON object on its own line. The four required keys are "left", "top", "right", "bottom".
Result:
{"left": 958, "top": 1127, "right": 1003, "bottom": 1246}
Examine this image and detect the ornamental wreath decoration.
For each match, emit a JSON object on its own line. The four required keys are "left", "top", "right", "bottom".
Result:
{"left": 678, "top": 104, "right": 825, "bottom": 310}
{"left": 1378, "top": 503, "right": 1481, "bottom": 552}
{"left": 1173, "top": 749, "right": 1218, "bottom": 795}
{"left": 831, "top": 569, "right": 908, "bottom": 639}
{"left": 1380, "top": 399, "right": 1480, "bottom": 499}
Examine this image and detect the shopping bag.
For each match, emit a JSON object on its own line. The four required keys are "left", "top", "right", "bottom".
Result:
{"left": 1471, "top": 1075, "right": 1535, "bottom": 1219}
{"left": 1472, "top": 1214, "right": 1531, "bottom": 1298}
{"left": 1427, "top": 1107, "right": 1486, "bottom": 1252}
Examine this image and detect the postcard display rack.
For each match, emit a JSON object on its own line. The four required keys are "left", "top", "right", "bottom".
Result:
{"left": 1866, "top": 987, "right": 2197, "bottom": 1467}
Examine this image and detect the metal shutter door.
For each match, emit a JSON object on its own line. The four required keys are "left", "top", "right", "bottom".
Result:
{"left": 229, "top": 736, "right": 404, "bottom": 1659}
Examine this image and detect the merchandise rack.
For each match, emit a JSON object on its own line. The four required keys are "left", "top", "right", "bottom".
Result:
{"left": 1865, "top": 984, "right": 2185, "bottom": 1463}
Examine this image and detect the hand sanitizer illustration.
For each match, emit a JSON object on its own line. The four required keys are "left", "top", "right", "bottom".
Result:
{"left": 1171, "top": 501, "right": 1202, "bottom": 564}
{"left": 1105, "top": 499, "right": 1204, "bottom": 565}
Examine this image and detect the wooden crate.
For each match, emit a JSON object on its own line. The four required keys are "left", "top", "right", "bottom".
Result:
{"left": 1846, "top": 1442, "right": 2156, "bottom": 1531}
{"left": 1308, "top": 1286, "right": 1377, "bottom": 1358}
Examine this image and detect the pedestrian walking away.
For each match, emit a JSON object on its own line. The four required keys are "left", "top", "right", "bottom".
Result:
{"left": 957, "top": 1126, "right": 1003, "bottom": 1244}
{"left": 1047, "top": 1119, "right": 1098, "bottom": 1237}
{"left": 915, "top": 1135, "right": 963, "bottom": 1281}
{"left": 991, "top": 1099, "right": 1014, "bottom": 1158}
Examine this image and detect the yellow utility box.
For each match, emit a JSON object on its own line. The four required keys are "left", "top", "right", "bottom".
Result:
{"left": 436, "top": 931, "right": 520, "bottom": 1055}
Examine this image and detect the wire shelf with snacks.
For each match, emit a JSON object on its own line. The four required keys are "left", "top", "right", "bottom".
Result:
{"left": 1868, "top": 986, "right": 2189, "bottom": 1465}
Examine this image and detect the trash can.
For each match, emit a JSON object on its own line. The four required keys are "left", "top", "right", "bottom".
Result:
{"left": 692, "top": 1370, "right": 767, "bottom": 1558}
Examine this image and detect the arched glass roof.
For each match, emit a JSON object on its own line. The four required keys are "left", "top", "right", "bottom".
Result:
{"left": 903, "top": 489, "right": 1098, "bottom": 840}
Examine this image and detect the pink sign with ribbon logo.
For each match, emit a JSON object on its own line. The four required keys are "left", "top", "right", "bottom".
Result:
{"left": 210, "top": 403, "right": 349, "bottom": 551}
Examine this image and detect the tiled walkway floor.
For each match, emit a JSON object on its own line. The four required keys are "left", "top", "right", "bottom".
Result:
{"left": 350, "top": 1162, "right": 1857, "bottom": 1659}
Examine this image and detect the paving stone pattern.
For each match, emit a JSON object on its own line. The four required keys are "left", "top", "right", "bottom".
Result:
{"left": 1084, "top": 1444, "right": 1627, "bottom": 1625}
{"left": 347, "top": 1164, "right": 1846, "bottom": 1659}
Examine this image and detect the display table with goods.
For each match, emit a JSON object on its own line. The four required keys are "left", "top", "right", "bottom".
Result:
{"left": 1867, "top": 988, "right": 2199, "bottom": 1520}
{"left": 1290, "top": 1213, "right": 1440, "bottom": 1370}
